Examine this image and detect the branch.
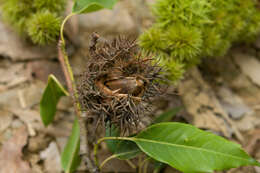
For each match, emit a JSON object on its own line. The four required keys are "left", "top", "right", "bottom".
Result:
{"left": 58, "top": 40, "right": 100, "bottom": 173}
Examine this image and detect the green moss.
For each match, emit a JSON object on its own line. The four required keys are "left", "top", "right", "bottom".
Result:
{"left": 152, "top": 0, "right": 211, "bottom": 27}
{"left": 139, "top": 27, "right": 167, "bottom": 54}
{"left": 1, "top": 0, "right": 33, "bottom": 34}
{"left": 201, "top": 28, "right": 221, "bottom": 57}
{"left": 139, "top": 0, "right": 260, "bottom": 83}
{"left": 166, "top": 24, "right": 202, "bottom": 61}
{"left": 162, "top": 59, "right": 185, "bottom": 83}
{"left": 239, "top": 9, "right": 260, "bottom": 42}
{"left": 1, "top": 0, "right": 66, "bottom": 45}
{"left": 33, "top": 0, "right": 66, "bottom": 14}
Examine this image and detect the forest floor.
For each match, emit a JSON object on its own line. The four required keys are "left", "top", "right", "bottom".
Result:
{"left": 0, "top": 0, "right": 260, "bottom": 173}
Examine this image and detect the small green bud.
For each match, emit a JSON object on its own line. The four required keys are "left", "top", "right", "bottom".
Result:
{"left": 27, "top": 11, "right": 61, "bottom": 45}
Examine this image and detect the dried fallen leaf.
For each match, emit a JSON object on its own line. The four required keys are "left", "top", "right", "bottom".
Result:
{"left": 233, "top": 51, "right": 260, "bottom": 87}
{"left": 234, "top": 114, "right": 260, "bottom": 132}
{"left": 245, "top": 129, "right": 260, "bottom": 154}
{"left": 40, "top": 142, "right": 62, "bottom": 173}
{"left": 0, "top": 64, "right": 28, "bottom": 83}
{"left": 0, "top": 110, "right": 13, "bottom": 132}
{"left": 0, "top": 126, "right": 32, "bottom": 173}
{"left": 0, "top": 20, "right": 56, "bottom": 61}
{"left": 217, "top": 86, "right": 253, "bottom": 120}
{"left": 179, "top": 67, "right": 244, "bottom": 141}
{"left": 0, "top": 88, "right": 21, "bottom": 110}
{"left": 19, "top": 81, "right": 46, "bottom": 109}
{"left": 11, "top": 109, "right": 44, "bottom": 136}
{"left": 0, "top": 63, "right": 31, "bottom": 92}
{"left": 244, "top": 130, "right": 260, "bottom": 173}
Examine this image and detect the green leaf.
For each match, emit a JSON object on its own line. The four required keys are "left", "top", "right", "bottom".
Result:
{"left": 61, "top": 118, "right": 81, "bottom": 173}
{"left": 105, "top": 124, "right": 141, "bottom": 160}
{"left": 114, "top": 140, "right": 141, "bottom": 160}
{"left": 105, "top": 123, "right": 120, "bottom": 153}
{"left": 152, "top": 107, "right": 182, "bottom": 172}
{"left": 40, "top": 74, "right": 69, "bottom": 126}
{"left": 153, "top": 107, "right": 182, "bottom": 124}
{"left": 130, "top": 122, "right": 260, "bottom": 173}
{"left": 72, "top": 0, "right": 118, "bottom": 14}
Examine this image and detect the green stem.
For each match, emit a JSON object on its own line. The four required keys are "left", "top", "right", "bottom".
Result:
{"left": 60, "top": 13, "right": 76, "bottom": 45}
{"left": 58, "top": 42, "right": 81, "bottom": 115}
{"left": 126, "top": 160, "right": 137, "bottom": 169}
{"left": 94, "top": 137, "right": 133, "bottom": 166}
{"left": 100, "top": 153, "right": 137, "bottom": 169}
{"left": 138, "top": 157, "right": 151, "bottom": 173}
{"left": 100, "top": 155, "right": 118, "bottom": 169}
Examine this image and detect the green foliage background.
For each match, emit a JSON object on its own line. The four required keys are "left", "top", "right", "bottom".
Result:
{"left": 1, "top": 0, "right": 66, "bottom": 45}
{"left": 139, "top": 0, "right": 260, "bottom": 83}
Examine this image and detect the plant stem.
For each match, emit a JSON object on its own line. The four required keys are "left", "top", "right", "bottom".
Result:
{"left": 60, "top": 13, "right": 76, "bottom": 46}
{"left": 58, "top": 41, "right": 99, "bottom": 173}
{"left": 99, "top": 153, "right": 137, "bottom": 169}
{"left": 138, "top": 157, "right": 151, "bottom": 173}
{"left": 100, "top": 155, "right": 118, "bottom": 169}
{"left": 126, "top": 160, "right": 137, "bottom": 169}
{"left": 94, "top": 136, "right": 132, "bottom": 166}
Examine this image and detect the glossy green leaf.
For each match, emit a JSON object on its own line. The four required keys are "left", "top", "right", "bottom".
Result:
{"left": 129, "top": 122, "right": 260, "bottom": 173}
{"left": 72, "top": 0, "right": 118, "bottom": 14}
{"left": 61, "top": 119, "right": 81, "bottom": 173}
{"left": 153, "top": 107, "right": 182, "bottom": 124}
{"left": 105, "top": 124, "right": 120, "bottom": 153}
{"left": 114, "top": 140, "right": 141, "bottom": 160}
{"left": 152, "top": 107, "right": 182, "bottom": 171}
{"left": 40, "top": 74, "right": 69, "bottom": 126}
{"left": 105, "top": 124, "right": 141, "bottom": 160}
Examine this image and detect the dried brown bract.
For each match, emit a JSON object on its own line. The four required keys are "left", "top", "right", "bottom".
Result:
{"left": 78, "top": 33, "right": 164, "bottom": 133}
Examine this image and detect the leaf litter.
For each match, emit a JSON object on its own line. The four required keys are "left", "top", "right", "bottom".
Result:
{"left": 0, "top": 126, "right": 32, "bottom": 173}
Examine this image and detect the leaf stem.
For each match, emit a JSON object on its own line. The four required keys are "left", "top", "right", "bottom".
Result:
{"left": 60, "top": 13, "right": 76, "bottom": 45}
{"left": 58, "top": 41, "right": 81, "bottom": 118}
{"left": 126, "top": 160, "right": 137, "bottom": 169}
{"left": 100, "top": 155, "right": 118, "bottom": 169}
{"left": 99, "top": 153, "right": 137, "bottom": 170}
{"left": 94, "top": 137, "right": 132, "bottom": 166}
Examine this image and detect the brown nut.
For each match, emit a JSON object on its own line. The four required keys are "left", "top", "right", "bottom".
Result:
{"left": 78, "top": 33, "right": 164, "bottom": 133}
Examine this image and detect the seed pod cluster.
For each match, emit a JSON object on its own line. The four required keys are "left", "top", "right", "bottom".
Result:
{"left": 78, "top": 33, "right": 164, "bottom": 132}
